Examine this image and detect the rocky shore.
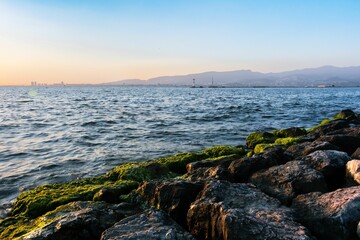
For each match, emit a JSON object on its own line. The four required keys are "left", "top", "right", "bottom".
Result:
{"left": 1, "top": 109, "right": 360, "bottom": 240}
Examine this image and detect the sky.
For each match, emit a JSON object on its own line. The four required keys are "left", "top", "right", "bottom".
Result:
{"left": 0, "top": 0, "right": 360, "bottom": 86}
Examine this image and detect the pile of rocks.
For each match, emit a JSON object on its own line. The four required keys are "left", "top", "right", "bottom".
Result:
{"left": 1, "top": 109, "right": 360, "bottom": 240}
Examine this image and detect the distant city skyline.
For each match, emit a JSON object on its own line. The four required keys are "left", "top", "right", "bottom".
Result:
{"left": 1, "top": 0, "right": 360, "bottom": 86}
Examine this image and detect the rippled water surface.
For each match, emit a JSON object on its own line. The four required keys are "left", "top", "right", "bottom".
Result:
{"left": 0, "top": 86, "right": 360, "bottom": 211}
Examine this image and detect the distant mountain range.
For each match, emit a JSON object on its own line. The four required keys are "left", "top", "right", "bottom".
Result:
{"left": 101, "top": 66, "right": 360, "bottom": 87}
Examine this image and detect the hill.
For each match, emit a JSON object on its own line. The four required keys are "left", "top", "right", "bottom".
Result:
{"left": 102, "top": 66, "right": 360, "bottom": 87}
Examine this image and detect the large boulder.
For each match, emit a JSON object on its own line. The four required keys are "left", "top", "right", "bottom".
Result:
{"left": 286, "top": 141, "right": 340, "bottom": 161}
{"left": 228, "top": 147, "right": 287, "bottom": 182}
{"left": 286, "top": 142, "right": 312, "bottom": 159}
{"left": 309, "top": 119, "right": 350, "bottom": 137}
{"left": 302, "top": 150, "right": 351, "bottom": 190}
{"left": 101, "top": 209, "right": 195, "bottom": 240}
{"left": 292, "top": 186, "right": 360, "bottom": 240}
{"left": 137, "top": 180, "right": 203, "bottom": 227}
{"left": 228, "top": 155, "right": 277, "bottom": 182}
{"left": 187, "top": 180, "right": 314, "bottom": 240}
{"left": 249, "top": 161, "right": 327, "bottom": 205}
{"left": 326, "top": 126, "right": 360, "bottom": 137}
{"left": 315, "top": 134, "right": 360, "bottom": 156}
{"left": 346, "top": 160, "right": 360, "bottom": 185}
{"left": 20, "top": 201, "right": 140, "bottom": 240}
{"left": 303, "top": 141, "right": 340, "bottom": 156}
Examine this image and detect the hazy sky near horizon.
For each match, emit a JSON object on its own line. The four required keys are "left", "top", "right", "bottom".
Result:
{"left": 1, "top": 0, "right": 360, "bottom": 85}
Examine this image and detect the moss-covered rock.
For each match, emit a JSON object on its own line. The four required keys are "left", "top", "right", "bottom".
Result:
{"left": 202, "top": 145, "right": 245, "bottom": 158}
{"left": 9, "top": 145, "right": 242, "bottom": 220}
{"left": 155, "top": 145, "right": 245, "bottom": 174}
{"left": 246, "top": 132, "right": 277, "bottom": 149}
{"left": 274, "top": 137, "right": 300, "bottom": 146}
{"left": 10, "top": 179, "right": 137, "bottom": 219}
{"left": 307, "top": 109, "right": 357, "bottom": 133}
{"left": 335, "top": 109, "right": 357, "bottom": 120}
{"left": 272, "top": 127, "right": 307, "bottom": 138}
{"left": 254, "top": 143, "right": 275, "bottom": 154}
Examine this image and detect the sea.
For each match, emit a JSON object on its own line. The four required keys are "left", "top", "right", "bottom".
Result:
{"left": 1, "top": 86, "right": 360, "bottom": 216}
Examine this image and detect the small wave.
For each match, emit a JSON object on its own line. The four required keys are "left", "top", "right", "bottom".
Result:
{"left": 16, "top": 99, "right": 33, "bottom": 103}
{"left": 81, "top": 120, "right": 117, "bottom": 127}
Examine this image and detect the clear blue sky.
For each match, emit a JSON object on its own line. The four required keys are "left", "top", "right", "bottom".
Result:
{"left": 1, "top": 0, "right": 360, "bottom": 85}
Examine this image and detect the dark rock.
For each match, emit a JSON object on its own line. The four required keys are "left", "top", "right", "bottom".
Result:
{"left": 310, "top": 119, "right": 350, "bottom": 137}
{"left": 101, "top": 209, "right": 195, "bottom": 240}
{"left": 302, "top": 150, "right": 351, "bottom": 190}
{"left": 249, "top": 161, "right": 327, "bottom": 205}
{"left": 93, "top": 184, "right": 138, "bottom": 204}
{"left": 187, "top": 180, "right": 314, "bottom": 240}
{"left": 262, "top": 146, "right": 292, "bottom": 164}
{"left": 326, "top": 127, "right": 360, "bottom": 137}
{"left": 21, "top": 201, "right": 140, "bottom": 240}
{"left": 353, "top": 147, "right": 360, "bottom": 159}
{"left": 228, "top": 147, "right": 287, "bottom": 182}
{"left": 303, "top": 141, "right": 340, "bottom": 156}
{"left": 137, "top": 179, "right": 203, "bottom": 227}
{"left": 286, "top": 142, "right": 312, "bottom": 158}
{"left": 292, "top": 186, "right": 360, "bottom": 240}
{"left": 335, "top": 109, "right": 358, "bottom": 120}
{"left": 315, "top": 134, "right": 360, "bottom": 155}
{"left": 228, "top": 155, "right": 276, "bottom": 182}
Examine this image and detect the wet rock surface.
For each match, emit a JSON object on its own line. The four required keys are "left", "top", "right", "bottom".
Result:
{"left": 20, "top": 201, "right": 140, "bottom": 240}
{"left": 228, "top": 147, "right": 292, "bottom": 183}
{"left": 137, "top": 179, "right": 203, "bottom": 227}
{"left": 292, "top": 186, "right": 360, "bottom": 240}
{"left": 187, "top": 180, "right": 314, "bottom": 240}
{"left": 101, "top": 209, "right": 195, "bottom": 240}
{"left": 2, "top": 109, "right": 360, "bottom": 240}
{"left": 249, "top": 161, "right": 327, "bottom": 205}
{"left": 302, "top": 150, "right": 351, "bottom": 189}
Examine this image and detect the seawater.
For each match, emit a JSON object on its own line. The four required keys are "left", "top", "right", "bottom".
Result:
{"left": 0, "top": 86, "right": 359, "bottom": 212}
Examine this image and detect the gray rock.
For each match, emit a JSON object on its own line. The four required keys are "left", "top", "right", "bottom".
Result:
{"left": 309, "top": 119, "right": 350, "bottom": 138}
{"left": 101, "top": 209, "right": 195, "bottom": 240}
{"left": 20, "top": 201, "right": 140, "bottom": 240}
{"left": 303, "top": 141, "right": 340, "bottom": 156}
{"left": 187, "top": 180, "right": 314, "bottom": 240}
{"left": 250, "top": 161, "right": 327, "bottom": 205}
{"left": 137, "top": 180, "right": 203, "bottom": 227}
{"left": 315, "top": 134, "right": 360, "bottom": 155}
{"left": 302, "top": 150, "right": 351, "bottom": 189}
{"left": 292, "top": 186, "right": 360, "bottom": 240}
{"left": 286, "top": 142, "right": 312, "bottom": 159}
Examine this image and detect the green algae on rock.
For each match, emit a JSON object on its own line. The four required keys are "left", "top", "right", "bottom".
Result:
{"left": 246, "top": 132, "right": 277, "bottom": 149}
{"left": 272, "top": 127, "right": 307, "bottom": 138}
{"left": 307, "top": 109, "right": 357, "bottom": 132}
{"left": 274, "top": 137, "right": 300, "bottom": 146}
{"left": 10, "top": 179, "right": 138, "bottom": 219}
{"left": 0, "top": 145, "right": 245, "bottom": 239}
